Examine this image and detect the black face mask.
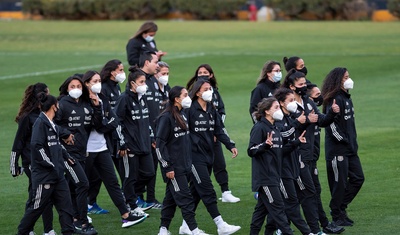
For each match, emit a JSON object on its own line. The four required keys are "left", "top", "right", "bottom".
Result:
{"left": 312, "top": 95, "right": 323, "bottom": 106}
{"left": 297, "top": 67, "right": 308, "bottom": 76}
{"left": 295, "top": 86, "right": 307, "bottom": 96}
{"left": 197, "top": 75, "right": 209, "bottom": 81}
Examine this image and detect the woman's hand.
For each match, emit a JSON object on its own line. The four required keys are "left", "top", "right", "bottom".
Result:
{"left": 331, "top": 99, "right": 340, "bottom": 113}
{"left": 89, "top": 93, "right": 99, "bottom": 106}
{"left": 299, "top": 130, "right": 306, "bottom": 143}
{"left": 166, "top": 171, "right": 175, "bottom": 179}
{"left": 265, "top": 132, "right": 273, "bottom": 147}
{"left": 230, "top": 148, "right": 238, "bottom": 158}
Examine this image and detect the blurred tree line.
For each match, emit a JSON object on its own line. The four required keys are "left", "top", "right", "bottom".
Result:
{"left": 22, "top": 0, "right": 399, "bottom": 20}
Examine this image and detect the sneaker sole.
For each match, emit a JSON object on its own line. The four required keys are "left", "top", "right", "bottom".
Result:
{"left": 121, "top": 216, "right": 147, "bottom": 228}
{"left": 221, "top": 199, "right": 241, "bottom": 203}
{"left": 218, "top": 226, "right": 241, "bottom": 235}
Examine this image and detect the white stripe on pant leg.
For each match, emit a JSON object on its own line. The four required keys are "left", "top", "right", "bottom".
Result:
{"left": 296, "top": 176, "right": 306, "bottom": 190}
{"left": 263, "top": 186, "right": 274, "bottom": 203}
{"left": 171, "top": 178, "right": 180, "bottom": 192}
{"left": 191, "top": 165, "right": 202, "bottom": 184}
{"left": 34, "top": 184, "right": 43, "bottom": 209}
{"left": 332, "top": 157, "right": 339, "bottom": 182}
{"left": 123, "top": 155, "right": 129, "bottom": 178}
{"left": 64, "top": 161, "right": 80, "bottom": 183}
{"left": 279, "top": 180, "right": 288, "bottom": 199}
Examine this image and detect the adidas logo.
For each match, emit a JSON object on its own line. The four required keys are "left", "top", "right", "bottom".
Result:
{"left": 199, "top": 114, "right": 204, "bottom": 118}
{"left": 268, "top": 92, "right": 272, "bottom": 96}
{"left": 71, "top": 110, "right": 76, "bottom": 114}
{"left": 110, "top": 93, "right": 114, "bottom": 97}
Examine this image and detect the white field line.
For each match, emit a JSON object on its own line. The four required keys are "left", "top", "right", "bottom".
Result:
{"left": 0, "top": 52, "right": 206, "bottom": 80}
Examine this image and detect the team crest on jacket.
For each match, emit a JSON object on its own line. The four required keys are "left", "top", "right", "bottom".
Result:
{"left": 44, "top": 184, "right": 50, "bottom": 189}
{"left": 153, "top": 82, "right": 159, "bottom": 90}
{"left": 84, "top": 108, "right": 90, "bottom": 114}
{"left": 307, "top": 103, "right": 313, "bottom": 111}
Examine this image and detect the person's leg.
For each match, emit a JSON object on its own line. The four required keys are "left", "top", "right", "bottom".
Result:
{"left": 250, "top": 190, "right": 268, "bottom": 235}
{"left": 18, "top": 184, "right": 54, "bottom": 235}
{"left": 52, "top": 179, "right": 75, "bottom": 235}
{"left": 259, "top": 186, "right": 293, "bottom": 235}
{"left": 122, "top": 152, "right": 140, "bottom": 209}
{"left": 213, "top": 140, "right": 240, "bottom": 203}
{"left": 297, "top": 163, "right": 320, "bottom": 234}
{"left": 64, "top": 160, "right": 90, "bottom": 227}
{"left": 95, "top": 150, "right": 129, "bottom": 215}
{"left": 145, "top": 148, "right": 159, "bottom": 204}
{"left": 86, "top": 152, "right": 108, "bottom": 214}
{"left": 281, "top": 178, "right": 310, "bottom": 234}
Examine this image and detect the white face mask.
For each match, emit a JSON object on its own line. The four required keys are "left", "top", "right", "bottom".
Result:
{"left": 286, "top": 101, "right": 297, "bottom": 113}
{"left": 181, "top": 96, "right": 192, "bottom": 109}
{"left": 158, "top": 75, "right": 169, "bottom": 86}
{"left": 343, "top": 78, "right": 354, "bottom": 90}
{"left": 90, "top": 83, "right": 102, "bottom": 94}
{"left": 272, "top": 72, "right": 282, "bottom": 82}
{"left": 201, "top": 90, "right": 213, "bottom": 102}
{"left": 272, "top": 109, "right": 284, "bottom": 121}
{"left": 145, "top": 35, "right": 154, "bottom": 42}
{"left": 69, "top": 88, "right": 82, "bottom": 99}
{"left": 115, "top": 72, "right": 126, "bottom": 83}
{"left": 136, "top": 84, "right": 148, "bottom": 95}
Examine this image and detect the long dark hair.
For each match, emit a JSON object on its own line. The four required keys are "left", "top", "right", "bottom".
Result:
{"left": 161, "top": 86, "right": 188, "bottom": 130}
{"left": 15, "top": 83, "right": 48, "bottom": 122}
{"left": 100, "top": 59, "right": 122, "bottom": 83}
{"left": 132, "top": 21, "right": 158, "bottom": 39}
{"left": 82, "top": 70, "right": 100, "bottom": 84}
{"left": 256, "top": 60, "right": 281, "bottom": 84}
{"left": 280, "top": 68, "right": 305, "bottom": 89}
{"left": 186, "top": 64, "right": 218, "bottom": 91}
{"left": 253, "top": 97, "right": 277, "bottom": 121}
{"left": 321, "top": 67, "right": 348, "bottom": 112}
{"left": 188, "top": 79, "right": 210, "bottom": 101}
{"left": 274, "top": 88, "right": 294, "bottom": 103}
{"left": 58, "top": 74, "right": 90, "bottom": 103}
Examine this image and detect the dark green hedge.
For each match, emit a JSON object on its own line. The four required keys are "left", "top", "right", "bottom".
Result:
{"left": 388, "top": 0, "right": 400, "bottom": 17}
{"left": 22, "top": 0, "right": 248, "bottom": 20}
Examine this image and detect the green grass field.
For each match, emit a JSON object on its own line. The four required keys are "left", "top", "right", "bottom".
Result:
{"left": 1, "top": 20, "right": 400, "bottom": 235}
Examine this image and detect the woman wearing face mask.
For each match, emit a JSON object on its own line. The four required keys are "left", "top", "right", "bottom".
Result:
{"left": 283, "top": 56, "right": 308, "bottom": 77}
{"left": 250, "top": 60, "right": 282, "bottom": 123}
{"left": 82, "top": 70, "right": 147, "bottom": 228}
{"left": 10, "top": 83, "right": 58, "bottom": 235}
{"left": 56, "top": 74, "right": 103, "bottom": 235}
{"left": 84, "top": 59, "right": 126, "bottom": 215}
{"left": 155, "top": 61, "right": 171, "bottom": 112}
{"left": 126, "top": 21, "right": 167, "bottom": 66}
{"left": 181, "top": 80, "right": 240, "bottom": 235}
{"left": 114, "top": 66, "right": 155, "bottom": 220}
{"left": 321, "top": 68, "right": 364, "bottom": 227}
{"left": 281, "top": 69, "right": 340, "bottom": 235}
{"left": 187, "top": 64, "right": 240, "bottom": 203}
{"left": 248, "top": 97, "right": 294, "bottom": 235}
{"left": 155, "top": 86, "right": 209, "bottom": 235}
{"left": 17, "top": 93, "right": 75, "bottom": 235}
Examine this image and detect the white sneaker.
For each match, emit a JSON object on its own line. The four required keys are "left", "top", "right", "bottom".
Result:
{"left": 179, "top": 222, "right": 192, "bottom": 235}
{"left": 217, "top": 222, "right": 241, "bottom": 235}
{"left": 43, "top": 230, "right": 57, "bottom": 235}
{"left": 131, "top": 206, "right": 150, "bottom": 217}
{"left": 158, "top": 226, "right": 172, "bottom": 235}
{"left": 275, "top": 229, "right": 282, "bottom": 235}
{"left": 221, "top": 191, "right": 240, "bottom": 203}
{"left": 192, "top": 229, "right": 211, "bottom": 235}
{"left": 29, "top": 232, "right": 37, "bottom": 235}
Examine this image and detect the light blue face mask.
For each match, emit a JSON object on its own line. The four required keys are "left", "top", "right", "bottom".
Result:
{"left": 272, "top": 72, "right": 282, "bottom": 82}
{"left": 145, "top": 35, "right": 154, "bottom": 42}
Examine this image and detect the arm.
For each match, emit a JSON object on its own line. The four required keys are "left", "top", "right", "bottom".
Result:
{"left": 247, "top": 125, "right": 270, "bottom": 157}
{"left": 114, "top": 95, "right": 128, "bottom": 153}
{"left": 126, "top": 39, "right": 141, "bottom": 66}
{"left": 10, "top": 115, "right": 30, "bottom": 176}
{"left": 31, "top": 122, "right": 55, "bottom": 168}
{"left": 213, "top": 111, "right": 236, "bottom": 151}
{"left": 155, "top": 115, "right": 173, "bottom": 173}
{"left": 96, "top": 101, "right": 119, "bottom": 134}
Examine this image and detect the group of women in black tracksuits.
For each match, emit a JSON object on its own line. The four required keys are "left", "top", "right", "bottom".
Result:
{"left": 248, "top": 56, "right": 364, "bottom": 235}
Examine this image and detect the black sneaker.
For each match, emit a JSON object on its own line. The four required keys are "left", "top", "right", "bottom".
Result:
{"left": 341, "top": 211, "right": 354, "bottom": 224}
{"left": 333, "top": 218, "right": 353, "bottom": 227}
{"left": 121, "top": 213, "right": 147, "bottom": 228}
{"left": 323, "top": 221, "right": 345, "bottom": 234}
{"left": 81, "top": 224, "right": 98, "bottom": 235}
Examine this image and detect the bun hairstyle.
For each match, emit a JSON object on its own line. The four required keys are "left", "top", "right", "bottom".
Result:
{"left": 283, "top": 56, "right": 300, "bottom": 72}
{"left": 37, "top": 92, "right": 58, "bottom": 112}
{"left": 126, "top": 65, "right": 145, "bottom": 90}
{"left": 253, "top": 97, "right": 277, "bottom": 121}
{"left": 281, "top": 68, "right": 305, "bottom": 88}
{"left": 15, "top": 82, "right": 48, "bottom": 122}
